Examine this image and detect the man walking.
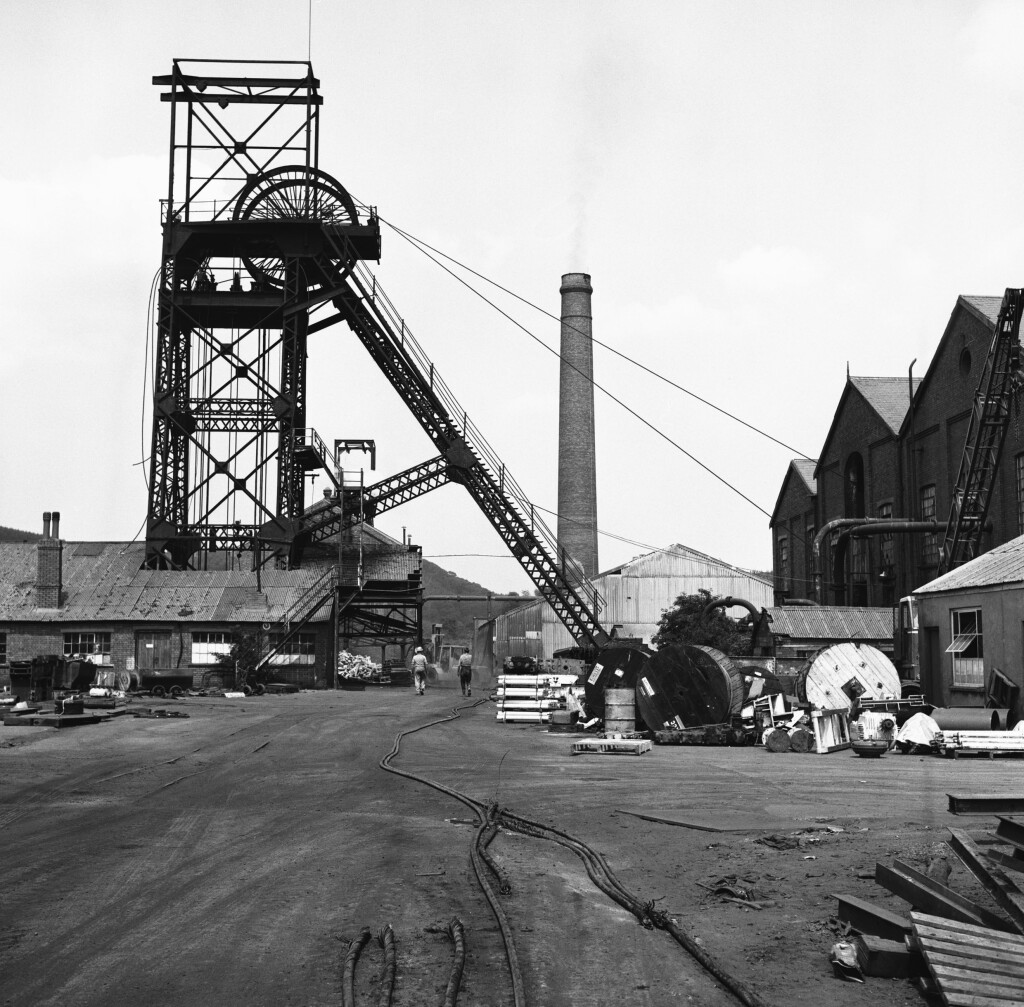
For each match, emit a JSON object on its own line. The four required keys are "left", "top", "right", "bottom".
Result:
{"left": 411, "top": 646, "right": 428, "bottom": 696}
{"left": 457, "top": 648, "right": 473, "bottom": 697}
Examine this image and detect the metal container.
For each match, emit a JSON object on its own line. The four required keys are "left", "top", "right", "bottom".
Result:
{"left": 604, "top": 687, "right": 637, "bottom": 734}
{"left": 584, "top": 645, "right": 650, "bottom": 718}
{"left": 930, "top": 707, "right": 1009, "bottom": 731}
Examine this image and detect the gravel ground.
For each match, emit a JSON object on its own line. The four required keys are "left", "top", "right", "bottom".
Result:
{"left": 0, "top": 688, "right": 1014, "bottom": 1006}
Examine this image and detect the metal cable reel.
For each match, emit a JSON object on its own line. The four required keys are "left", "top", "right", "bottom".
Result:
{"left": 232, "top": 165, "right": 360, "bottom": 291}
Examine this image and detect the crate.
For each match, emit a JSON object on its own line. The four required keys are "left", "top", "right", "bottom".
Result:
{"left": 571, "top": 738, "right": 651, "bottom": 756}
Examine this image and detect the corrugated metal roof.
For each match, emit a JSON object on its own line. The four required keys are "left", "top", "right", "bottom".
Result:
{"left": 762, "top": 606, "right": 894, "bottom": 640}
{"left": 850, "top": 376, "right": 919, "bottom": 435}
{"left": 961, "top": 295, "right": 1002, "bottom": 327}
{"left": 914, "top": 534, "right": 1024, "bottom": 594}
{"left": 0, "top": 542, "right": 327, "bottom": 623}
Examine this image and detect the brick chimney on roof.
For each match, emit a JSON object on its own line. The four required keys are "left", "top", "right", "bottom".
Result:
{"left": 36, "top": 510, "right": 63, "bottom": 609}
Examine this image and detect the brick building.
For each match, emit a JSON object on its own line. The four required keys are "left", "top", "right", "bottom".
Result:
{"left": 0, "top": 514, "right": 423, "bottom": 690}
{"left": 771, "top": 294, "right": 1024, "bottom": 607}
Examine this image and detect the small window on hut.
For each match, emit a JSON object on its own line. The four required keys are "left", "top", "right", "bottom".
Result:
{"left": 947, "top": 609, "right": 984, "bottom": 688}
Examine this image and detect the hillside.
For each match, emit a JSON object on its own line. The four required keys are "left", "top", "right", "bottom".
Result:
{"left": 0, "top": 525, "right": 38, "bottom": 543}
{"left": 422, "top": 560, "right": 531, "bottom": 645}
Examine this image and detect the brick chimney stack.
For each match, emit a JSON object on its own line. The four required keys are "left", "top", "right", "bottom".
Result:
{"left": 557, "top": 273, "right": 599, "bottom": 578}
{"left": 36, "top": 510, "right": 63, "bottom": 609}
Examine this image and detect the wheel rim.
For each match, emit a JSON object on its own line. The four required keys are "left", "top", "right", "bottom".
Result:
{"left": 233, "top": 166, "right": 359, "bottom": 291}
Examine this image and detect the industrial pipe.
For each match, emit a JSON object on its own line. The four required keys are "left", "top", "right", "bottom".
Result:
{"left": 930, "top": 707, "right": 1013, "bottom": 731}
{"left": 812, "top": 517, "right": 895, "bottom": 601}
{"left": 831, "top": 521, "right": 942, "bottom": 604}
{"left": 700, "top": 596, "right": 762, "bottom": 621}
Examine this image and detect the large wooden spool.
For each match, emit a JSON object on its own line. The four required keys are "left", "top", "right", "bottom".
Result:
{"left": 634, "top": 644, "right": 744, "bottom": 732}
{"left": 797, "top": 642, "right": 901, "bottom": 714}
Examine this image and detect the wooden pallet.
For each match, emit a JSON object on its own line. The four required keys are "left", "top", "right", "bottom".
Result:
{"left": 911, "top": 911, "right": 1024, "bottom": 1005}
{"left": 943, "top": 748, "right": 1024, "bottom": 760}
{"left": 571, "top": 738, "right": 651, "bottom": 756}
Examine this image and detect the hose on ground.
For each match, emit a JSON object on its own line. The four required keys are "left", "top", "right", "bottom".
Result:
{"left": 381, "top": 701, "right": 527, "bottom": 1007}
{"left": 442, "top": 917, "right": 467, "bottom": 1007}
{"left": 342, "top": 928, "right": 372, "bottom": 1007}
{"left": 376, "top": 924, "right": 397, "bottom": 1007}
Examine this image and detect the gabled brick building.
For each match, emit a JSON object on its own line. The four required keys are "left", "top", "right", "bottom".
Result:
{"left": 771, "top": 294, "right": 1024, "bottom": 608}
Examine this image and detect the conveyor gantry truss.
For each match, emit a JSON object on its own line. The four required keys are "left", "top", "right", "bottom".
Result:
{"left": 148, "top": 60, "right": 608, "bottom": 650}
{"left": 938, "top": 287, "right": 1024, "bottom": 575}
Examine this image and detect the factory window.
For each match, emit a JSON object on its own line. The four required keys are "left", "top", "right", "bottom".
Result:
{"left": 1016, "top": 453, "right": 1024, "bottom": 536}
{"left": 777, "top": 535, "right": 790, "bottom": 592}
{"left": 844, "top": 453, "right": 865, "bottom": 518}
{"left": 191, "top": 631, "right": 233, "bottom": 665}
{"left": 267, "top": 632, "right": 316, "bottom": 665}
{"left": 920, "top": 485, "right": 938, "bottom": 566}
{"left": 63, "top": 631, "right": 112, "bottom": 665}
{"left": 877, "top": 502, "right": 894, "bottom": 571}
{"left": 947, "top": 609, "right": 984, "bottom": 689}
{"left": 805, "top": 521, "right": 815, "bottom": 595}
{"left": 0, "top": 632, "right": 6, "bottom": 666}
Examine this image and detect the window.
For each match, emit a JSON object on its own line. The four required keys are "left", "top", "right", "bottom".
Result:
{"left": 878, "top": 502, "right": 894, "bottom": 571}
{"left": 947, "top": 609, "right": 984, "bottom": 688}
{"left": 63, "top": 632, "right": 112, "bottom": 665}
{"left": 777, "top": 535, "right": 790, "bottom": 592}
{"left": 844, "top": 453, "right": 865, "bottom": 518}
{"left": 805, "top": 521, "right": 815, "bottom": 594}
{"left": 920, "top": 485, "right": 938, "bottom": 566}
{"left": 191, "top": 631, "right": 233, "bottom": 665}
{"left": 1016, "top": 453, "right": 1024, "bottom": 536}
{"left": 267, "top": 632, "right": 316, "bottom": 665}
{"left": 0, "top": 632, "right": 6, "bottom": 666}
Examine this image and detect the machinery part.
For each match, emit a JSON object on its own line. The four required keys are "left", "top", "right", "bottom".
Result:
{"left": 233, "top": 166, "right": 359, "bottom": 291}
{"left": 253, "top": 682, "right": 267, "bottom": 696}
{"left": 443, "top": 917, "right": 467, "bottom": 1007}
{"left": 151, "top": 685, "right": 167, "bottom": 698}
{"left": 169, "top": 685, "right": 184, "bottom": 699}
{"left": 342, "top": 928, "right": 372, "bottom": 1007}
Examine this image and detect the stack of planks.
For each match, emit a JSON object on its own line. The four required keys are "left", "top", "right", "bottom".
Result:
{"left": 935, "top": 730, "right": 1024, "bottom": 759}
{"left": 833, "top": 818, "right": 1024, "bottom": 1003}
{"left": 494, "top": 673, "right": 578, "bottom": 724}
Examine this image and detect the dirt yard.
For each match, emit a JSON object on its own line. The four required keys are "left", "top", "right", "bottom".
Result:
{"left": 0, "top": 688, "right": 1013, "bottom": 1006}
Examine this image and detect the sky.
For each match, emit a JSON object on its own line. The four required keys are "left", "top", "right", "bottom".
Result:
{"left": 3, "top": 1, "right": 1024, "bottom": 594}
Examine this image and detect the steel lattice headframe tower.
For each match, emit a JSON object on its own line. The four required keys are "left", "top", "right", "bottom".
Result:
{"left": 146, "top": 59, "right": 380, "bottom": 569}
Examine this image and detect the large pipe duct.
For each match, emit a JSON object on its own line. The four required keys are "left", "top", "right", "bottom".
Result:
{"left": 557, "top": 272, "right": 599, "bottom": 577}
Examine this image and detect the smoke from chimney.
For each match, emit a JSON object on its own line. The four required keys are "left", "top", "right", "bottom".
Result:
{"left": 557, "top": 273, "right": 599, "bottom": 578}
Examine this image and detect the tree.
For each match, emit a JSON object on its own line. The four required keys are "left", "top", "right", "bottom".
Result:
{"left": 214, "top": 628, "right": 263, "bottom": 688}
{"left": 652, "top": 589, "right": 752, "bottom": 656}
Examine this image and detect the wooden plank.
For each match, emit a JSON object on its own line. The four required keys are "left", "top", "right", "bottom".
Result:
{"left": 921, "top": 935, "right": 1024, "bottom": 965}
{"left": 933, "top": 981, "right": 1024, "bottom": 1003}
{"left": 913, "top": 912, "right": 1024, "bottom": 947}
{"left": 943, "top": 997, "right": 1024, "bottom": 1007}
{"left": 926, "top": 950, "right": 1024, "bottom": 978}
{"left": 835, "top": 892, "right": 912, "bottom": 941}
{"left": 930, "top": 964, "right": 1024, "bottom": 990}
{"left": 875, "top": 860, "right": 1011, "bottom": 931}
{"left": 948, "top": 830, "right": 1024, "bottom": 935}
{"left": 949, "top": 795, "right": 1024, "bottom": 816}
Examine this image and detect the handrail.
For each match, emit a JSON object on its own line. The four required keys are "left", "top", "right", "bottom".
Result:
{"left": 345, "top": 258, "right": 602, "bottom": 610}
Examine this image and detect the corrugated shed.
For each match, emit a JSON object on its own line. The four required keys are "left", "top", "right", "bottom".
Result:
{"left": 762, "top": 606, "right": 894, "bottom": 640}
{"left": 914, "top": 534, "right": 1024, "bottom": 594}
{"left": 0, "top": 542, "right": 327, "bottom": 623}
{"left": 494, "top": 544, "right": 773, "bottom": 654}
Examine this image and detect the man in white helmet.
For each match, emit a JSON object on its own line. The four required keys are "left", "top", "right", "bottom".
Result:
{"left": 411, "top": 646, "right": 428, "bottom": 696}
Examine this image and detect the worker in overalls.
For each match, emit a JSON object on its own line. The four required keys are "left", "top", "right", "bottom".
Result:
{"left": 457, "top": 648, "right": 473, "bottom": 697}
{"left": 411, "top": 647, "right": 428, "bottom": 696}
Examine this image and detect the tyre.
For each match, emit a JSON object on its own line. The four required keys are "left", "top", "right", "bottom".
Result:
{"left": 151, "top": 685, "right": 167, "bottom": 698}
{"left": 169, "top": 685, "right": 184, "bottom": 699}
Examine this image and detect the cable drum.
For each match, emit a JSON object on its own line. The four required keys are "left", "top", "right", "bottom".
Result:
{"left": 634, "top": 645, "right": 744, "bottom": 732}
{"left": 797, "top": 642, "right": 901, "bottom": 714}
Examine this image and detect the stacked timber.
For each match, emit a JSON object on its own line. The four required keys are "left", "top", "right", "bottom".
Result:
{"left": 494, "top": 673, "right": 578, "bottom": 723}
{"left": 832, "top": 816, "right": 1024, "bottom": 1000}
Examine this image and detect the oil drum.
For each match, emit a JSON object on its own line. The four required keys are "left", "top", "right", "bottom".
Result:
{"left": 583, "top": 645, "right": 651, "bottom": 719}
